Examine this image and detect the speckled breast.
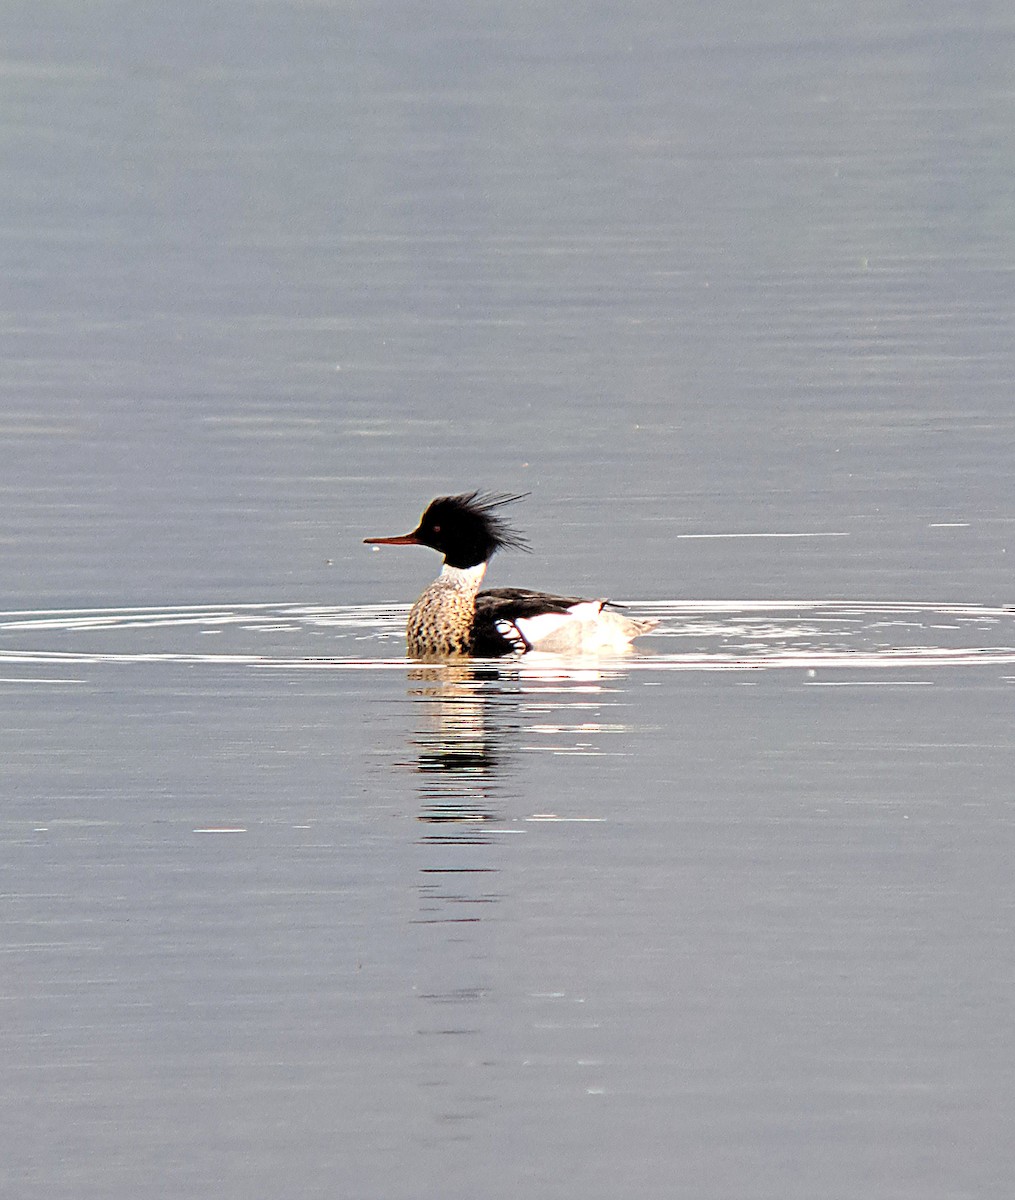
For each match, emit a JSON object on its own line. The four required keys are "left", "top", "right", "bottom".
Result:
{"left": 406, "top": 589, "right": 476, "bottom": 658}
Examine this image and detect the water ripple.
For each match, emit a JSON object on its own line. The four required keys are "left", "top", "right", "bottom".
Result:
{"left": 0, "top": 599, "right": 1012, "bottom": 675}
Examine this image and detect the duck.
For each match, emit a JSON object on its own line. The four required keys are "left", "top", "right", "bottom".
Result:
{"left": 364, "top": 491, "right": 657, "bottom": 658}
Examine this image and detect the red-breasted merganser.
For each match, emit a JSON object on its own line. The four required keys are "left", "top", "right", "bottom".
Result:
{"left": 364, "top": 491, "right": 657, "bottom": 658}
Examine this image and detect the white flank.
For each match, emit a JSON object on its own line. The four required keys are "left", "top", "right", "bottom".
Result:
{"left": 512, "top": 601, "right": 652, "bottom": 654}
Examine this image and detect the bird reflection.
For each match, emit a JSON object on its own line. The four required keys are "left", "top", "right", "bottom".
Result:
{"left": 404, "top": 663, "right": 518, "bottom": 835}
{"left": 402, "top": 658, "right": 626, "bottom": 1139}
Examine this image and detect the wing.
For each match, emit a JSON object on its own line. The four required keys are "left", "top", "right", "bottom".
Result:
{"left": 472, "top": 588, "right": 599, "bottom": 655}
{"left": 477, "top": 587, "right": 590, "bottom": 618}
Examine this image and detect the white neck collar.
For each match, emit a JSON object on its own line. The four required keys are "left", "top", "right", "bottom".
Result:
{"left": 439, "top": 561, "right": 488, "bottom": 590}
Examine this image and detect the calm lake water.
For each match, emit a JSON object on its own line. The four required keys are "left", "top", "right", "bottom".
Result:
{"left": 3, "top": 2, "right": 1015, "bottom": 1197}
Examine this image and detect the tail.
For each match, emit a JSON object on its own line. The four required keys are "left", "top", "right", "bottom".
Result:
{"left": 602, "top": 601, "right": 658, "bottom": 641}
{"left": 622, "top": 615, "right": 659, "bottom": 639}
{"left": 590, "top": 603, "right": 658, "bottom": 651}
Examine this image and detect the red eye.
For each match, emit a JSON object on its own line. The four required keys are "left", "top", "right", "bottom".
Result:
{"left": 432, "top": 524, "right": 441, "bottom": 534}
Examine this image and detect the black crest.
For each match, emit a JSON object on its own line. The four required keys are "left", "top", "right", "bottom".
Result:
{"left": 365, "top": 490, "right": 530, "bottom": 568}
{"left": 403, "top": 487, "right": 525, "bottom": 566}
{"left": 415, "top": 491, "right": 529, "bottom": 568}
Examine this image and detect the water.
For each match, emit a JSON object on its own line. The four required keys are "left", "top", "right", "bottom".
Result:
{"left": 3, "top": 2, "right": 1015, "bottom": 1197}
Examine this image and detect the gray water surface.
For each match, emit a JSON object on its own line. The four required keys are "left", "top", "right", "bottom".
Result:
{"left": 3, "top": 1, "right": 1015, "bottom": 1197}
{"left": 4, "top": 604, "right": 1015, "bottom": 1196}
